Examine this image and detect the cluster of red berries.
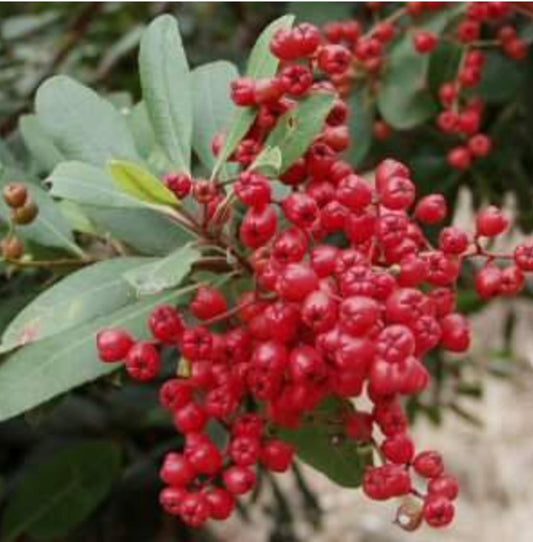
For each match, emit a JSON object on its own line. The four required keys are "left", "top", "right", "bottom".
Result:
{"left": 94, "top": 9, "right": 533, "bottom": 532}
{"left": 431, "top": 3, "right": 528, "bottom": 170}
{"left": 241, "top": 2, "right": 529, "bottom": 172}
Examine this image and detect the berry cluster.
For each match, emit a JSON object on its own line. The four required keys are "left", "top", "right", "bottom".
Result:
{"left": 94, "top": 10, "right": 533, "bottom": 532}
{"left": 1, "top": 182, "right": 38, "bottom": 260}
{"left": 264, "top": 2, "right": 529, "bottom": 171}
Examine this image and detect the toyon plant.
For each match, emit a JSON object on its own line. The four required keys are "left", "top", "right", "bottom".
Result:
{"left": 0, "top": 3, "right": 532, "bottom": 538}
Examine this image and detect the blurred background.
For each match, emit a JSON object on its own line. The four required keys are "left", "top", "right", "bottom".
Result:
{"left": 1, "top": 3, "right": 533, "bottom": 541}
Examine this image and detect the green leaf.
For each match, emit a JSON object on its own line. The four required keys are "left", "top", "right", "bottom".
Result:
{"left": 288, "top": 2, "right": 353, "bottom": 25}
{"left": 428, "top": 41, "right": 463, "bottom": 94}
{"left": 139, "top": 14, "right": 192, "bottom": 173}
{"left": 57, "top": 201, "right": 96, "bottom": 235}
{"left": 279, "top": 398, "right": 373, "bottom": 488}
{"left": 108, "top": 159, "right": 178, "bottom": 206}
{"left": 348, "top": 87, "right": 375, "bottom": 166}
{"left": 48, "top": 161, "right": 146, "bottom": 209}
{"left": 378, "top": 6, "right": 464, "bottom": 129}
{"left": 81, "top": 205, "right": 193, "bottom": 256}
{"left": 19, "top": 114, "right": 64, "bottom": 173}
{"left": 123, "top": 244, "right": 200, "bottom": 295}
{"left": 211, "top": 15, "right": 295, "bottom": 178}
{"left": 0, "top": 166, "right": 81, "bottom": 256}
{"left": 250, "top": 146, "right": 283, "bottom": 177}
{"left": 126, "top": 102, "right": 156, "bottom": 160}
{"left": 0, "top": 285, "right": 197, "bottom": 422}
{"left": 1, "top": 440, "right": 121, "bottom": 541}
{"left": 264, "top": 92, "right": 335, "bottom": 173}
{"left": 0, "top": 257, "right": 152, "bottom": 353}
{"left": 35, "top": 75, "right": 138, "bottom": 167}
{"left": 478, "top": 51, "right": 524, "bottom": 103}
{"left": 191, "top": 61, "right": 239, "bottom": 170}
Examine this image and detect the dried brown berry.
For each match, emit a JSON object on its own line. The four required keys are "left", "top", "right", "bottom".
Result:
{"left": 12, "top": 200, "right": 38, "bottom": 225}
{"left": 1, "top": 236, "right": 24, "bottom": 260}
{"left": 3, "top": 183, "right": 28, "bottom": 209}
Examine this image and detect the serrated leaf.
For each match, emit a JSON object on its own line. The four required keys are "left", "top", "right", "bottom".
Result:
{"left": 250, "top": 146, "right": 283, "bottom": 176}
{"left": 35, "top": 75, "right": 138, "bottom": 167}
{"left": 19, "top": 114, "right": 64, "bottom": 173}
{"left": 264, "top": 92, "right": 335, "bottom": 173}
{"left": 0, "top": 257, "right": 152, "bottom": 353}
{"left": 211, "top": 15, "right": 294, "bottom": 178}
{"left": 0, "top": 285, "right": 197, "bottom": 422}
{"left": 348, "top": 87, "right": 375, "bottom": 166}
{"left": 0, "top": 165, "right": 81, "bottom": 256}
{"left": 1, "top": 441, "right": 121, "bottom": 541}
{"left": 378, "top": 6, "right": 464, "bottom": 129}
{"left": 108, "top": 159, "right": 178, "bottom": 206}
{"left": 191, "top": 61, "right": 239, "bottom": 170}
{"left": 48, "top": 161, "right": 145, "bottom": 209}
{"left": 279, "top": 398, "right": 373, "bottom": 488}
{"left": 123, "top": 244, "right": 200, "bottom": 295}
{"left": 139, "top": 15, "right": 192, "bottom": 173}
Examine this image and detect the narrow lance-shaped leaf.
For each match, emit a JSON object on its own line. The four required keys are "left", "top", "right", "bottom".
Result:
{"left": 2, "top": 441, "right": 121, "bottom": 542}
{"left": 35, "top": 75, "right": 138, "bottom": 167}
{"left": 0, "top": 257, "right": 153, "bottom": 354}
{"left": 211, "top": 14, "right": 295, "bottom": 178}
{"left": 348, "top": 86, "right": 375, "bottom": 166}
{"left": 139, "top": 15, "right": 192, "bottom": 173}
{"left": 123, "top": 244, "right": 200, "bottom": 296}
{"left": 0, "top": 284, "right": 199, "bottom": 422}
{"left": 264, "top": 92, "right": 335, "bottom": 173}
{"left": 108, "top": 159, "right": 178, "bottom": 207}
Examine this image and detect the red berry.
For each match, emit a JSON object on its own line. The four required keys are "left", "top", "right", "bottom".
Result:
{"left": 191, "top": 286, "right": 228, "bottom": 321}
{"left": 414, "top": 194, "right": 447, "bottom": 224}
{"left": 447, "top": 146, "right": 472, "bottom": 170}
{"left": 96, "top": 328, "right": 134, "bottom": 362}
{"left": 235, "top": 170, "right": 271, "bottom": 208}
{"left": 223, "top": 465, "right": 257, "bottom": 495}
{"left": 277, "top": 263, "right": 319, "bottom": 302}
{"left": 381, "top": 433, "right": 415, "bottom": 464}
{"left": 439, "top": 227, "right": 469, "bottom": 255}
{"left": 261, "top": 439, "right": 294, "bottom": 472}
{"left": 279, "top": 64, "right": 313, "bottom": 96}
{"left": 174, "top": 402, "right": 208, "bottom": 434}
{"left": 317, "top": 44, "right": 352, "bottom": 74}
{"left": 440, "top": 313, "right": 470, "bottom": 352}
{"left": 240, "top": 205, "right": 278, "bottom": 248}
{"left": 125, "top": 342, "right": 160, "bottom": 381}
{"left": 476, "top": 206, "right": 508, "bottom": 237}
{"left": 475, "top": 264, "right": 502, "bottom": 299}
{"left": 423, "top": 495, "right": 455, "bottom": 527}
{"left": 160, "top": 487, "right": 185, "bottom": 515}
{"left": 413, "top": 450, "right": 444, "bottom": 478}
{"left": 160, "top": 452, "right": 196, "bottom": 487}
{"left": 229, "top": 436, "right": 261, "bottom": 467}
{"left": 379, "top": 176, "right": 416, "bottom": 210}
{"left": 413, "top": 31, "right": 438, "bottom": 53}
{"left": 163, "top": 173, "right": 192, "bottom": 199}
{"left": 514, "top": 242, "right": 533, "bottom": 271}
{"left": 205, "top": 488, "right": 235, "bottom": 520}
{"left": 149, "top": 305, "right": 184, "bottom": 343}
{"left": 180, "top": 492, "right": 211, "bottom": 527}
{"left": 339, "top": 295, "right": 381, "bottom": 336}
{"left": 468, "top": 134, "right": 492, "bottom": 157}
{"left": 231, "top": 77, "right": 256, "bottom": 106}
{"left": 159, "top": 379, "right": 192, "bottom": 411}
{"left": 345, "top": 412, "right": 373, "bottom": 441}
{"left": 428, "top": 475, "right": 459, "bottom": 500}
